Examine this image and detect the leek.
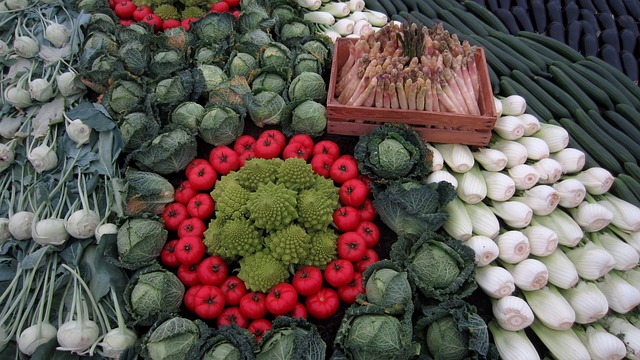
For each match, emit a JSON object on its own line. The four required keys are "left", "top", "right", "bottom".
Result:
{"left": 493, "top": 97, "right": 503, "bottom": 117}
{"left": 558, "top": 281, "right": 608, "bottom": 324}
{"left": 463, "top": 201, "right": 500, "bottom": 239}
{"left": 516, "top": 136, "right": 550, "bottom": 161}
{"left": 488, "top": 321, "right": 540, "bottom": 360}
{"left": 442, "top": 196, "right": 473, "bottom": 241}
{"left": 495, "top": 231, "right": 531, "bottom": 264}
{"left": 489, "top": 200, "right": 533, "bottom": 228}
{"left": 475, "top": 264, "right": 515, "bottom": 298}
{"left": 597, "top": 194, "right": 640, "bottom": 232}
{"left": 523, "top": 285, "right": 575, "bottom": 330}
{"left": 481, "top": 171, "right": 515, "bottom": 202}
{"left": 532, "top": 209, "right": 583, "bottom": 247}
{"left": 426, "top": 143, "right": 444, "bottom": 172}
{"left": 532, "top": 123, "right": 570, "bottom": 153}
{"left": 593, "top": 232, "right": 639, "bottom": 271}
{"left": 491, "top": 295, "right": 534, "bottom": 331}
{"left": 569, "top": 201, "right": 613, "bottom": 232}
{"left": 518, "top": 113, "right": 541, "bottom": 137}
{"left": 425, "top": 170, "right": 458, "bottom": 189}
{"left": 530, "top": 320, "right": 590, "bottom": 360}
{"left": 572, "top": 167, "right": 615, "bottom": 195}
{"left": 490, "top": 138, "right": 528, "bottom": 168}
{"left": 511, "top": 185, "right": 560, "bottom": 216}
{"left": 462, "top": 235, "right": 499, "bottom": 266}
{"left": 531, "top": 158, "right": 563, "bottom": 184}
{"left": 502, "top": 258, "right": 548, "bottom": 291}
{"left": 575, "top": 324, "right": 627, "bottom": 360}
{"left": 499, "top": 95, "right": 527, "bottom": 116}
{"left": 601, "top": 316, "right": 640, "bottom": 359}
{"left": 608, "top": 225, "right": 640, "bottom": 255}
{"left": 532, "top": 249, "right": 579, "bottom": 289}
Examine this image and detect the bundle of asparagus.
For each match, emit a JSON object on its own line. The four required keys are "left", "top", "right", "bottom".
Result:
{"left": 335, "top": 22, "right": 482, "bottom": 115}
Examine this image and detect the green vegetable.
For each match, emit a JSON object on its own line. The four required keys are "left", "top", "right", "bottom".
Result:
{"left": 390, "top": 232, "right": 477, "bottom": 301}
{"left": 239, "top": 29, "right": 272, "bottom": 57}
{"left": 181, "top": 6, "right": 205, "bottom": 20}
{"left": 288, "top": 72, "right": 327, "bottom": 103}
{"left": 154, "top": 4, "right": 179, "bottom": 20}
{"left": 199, "top": 64, "right": 228, "bottom": 93}
{"left": 284, "top": 100, "right": 327, "bottom": 137}
{"left": 237, "top": 250, "right": 290, "bottom": 292}
{"left": 256, "top": 317, "right": 326, "bottom": 360}
{"left": 119, "top": 112, "right": 161, "bottom": 152}
{"left": 198, "top": 106, "right": 244, "bottom": 146}
{"left": 191, "top": 12, "right": 236, "bottom": 45}
{"left": 117, "top": 218, "right": 167, "bottom": 269}
{"left": 251, "top": 72, "right": 287, "bottom": 94}
{"left": 259, "top": 42, "right": 292, "bottom": 72}
{"left": 293, "top": 53, "right": 323, "bottom": 76}
{"left": 304, "top": 229, "right": 339, "bottom": 269}
{"left": 354, "top": 123, "right": 432, "bottom": 182}
{"left": 199, "top": 325, "right": 257, "bottom": 360}
{"left": 154, "top": 71, "right": 195, "bottom": 107}
{"left": 413, "top": 300, "right": 493, "bottom": 360}
{"left": 246, "top": 91, "right": 289, "bottom": 127}
{"left": 228, "top": 52, "right": 258, "bottom": 79}
{"left": 246, "top": 182, "right": 298, "bottom": 231}
{"left": 105, "top": 79, "right": 146, "bottom": 115}
{"left": 362, "top": 260, "right": 412, "bottom": 314}
{"left": 279, "top": 20, "right": 311, "bottom": 47}
{"left": 149, "top": 50, "right": 185, "bottom": 77}
{"left": 130, "top": 126, "right": 198, "bottom": 175}
{"left": 171, "top": 102, "right": 205, "bottom": 131}
{"left": 117, "top": 40, "right": 150, "bottom": 76}
{"left": 141, "top": 316, "right": 204, "bottom": 360}
{"left": 373, "top": 179, "right": 456, "bottom": 238}
{"left": 300, "top": 36, "right": 332, "bottom": 65}
{"left": 125, "top": 265, "right": 185, "bottom": 324}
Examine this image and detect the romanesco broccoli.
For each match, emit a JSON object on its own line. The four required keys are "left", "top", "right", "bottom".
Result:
{"left": 238, "top": 250, "right": 290, "bottom": 292}
{"left": 246, "top": 182, "right": 298, "bottom": 231}
{"left": 264, "top": 224, "right": 310, "bottom": 265}
{"left": 154, "top": 4, "right": 180, "bottom": 20}
{"left": 309, "top": 175, "right": 340, "bottom": 204}
{"left": 181, "top": 6, "right": 205, "bottom": 20}
{"left": 236, "top": 158, "right": 281, "bottom": 191}
{"left": 204, "top": 217, "right": 263, "bottom": 258}
{"left": 276, "top": 157, "right": 316, "bottom": 191}
{"left": 303, "top": 229, "right": 338, "bottom": 268}
{"left": 211, "top": 172, "right": 250, "bottom": 219}
{"left": 297, "top": 188, "right": 338, "bottom": 232}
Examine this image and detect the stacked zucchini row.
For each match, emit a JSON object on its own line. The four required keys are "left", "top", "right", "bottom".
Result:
{"left": 363, "top": 0, "right": 640, "bottom": 207}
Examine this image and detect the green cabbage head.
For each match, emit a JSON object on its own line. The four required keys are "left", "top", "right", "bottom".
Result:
{"left": 198, "top": 106, "right": 244, "bottom": 146}
{"left": 117, "top": 218, "right": 167, "bottom": 269}
{"left": 143, "top": 317, "right": 201, "bottom": 360}
{"left": 362, "top": 260, "right": 412, "bottom": 314}
{"left": 125, "top": 265, "right": 185, "bottom": 324}
{"left": 246, "top": 91, "right": 289, "bottom": 127}
{"left": 288, "top": 72, "right": 326, "bottom": 103}
{"left": 285, "top": 100, "right": 326, "bottom": 137}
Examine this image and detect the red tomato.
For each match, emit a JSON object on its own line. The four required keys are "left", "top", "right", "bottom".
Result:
{"left": 358, "top": 174, "right": 372, "bottom": 189}
{"left": 339, "top": 178, "right": 369, "bottom": 207}
{"left": 330, "top": 155, "right": 359, "bottom": 184}
{"left": 312, "top": 140, "right": 340, "bottom": 160}
{"left": 233, "top": 135, "right": 256, "bottom": 154}
{"left": 183, "top": 284, "right": 203, "bottom": 312}
{"left": 324, "top": 259, "right": 354, "bottom": 288}
{"left": 216, "top": 307, "right": 249, "bottom": 328}
{"left": 289, "top": 134, "right": 314, "bottom": 151}
{"left": 356, "top": 221, "right": 380, "bottom": 248}
{"left": 224, "top": 0, "right": 240, "bottom": 7}
{"left": 220, "top": 276, "right": 247, "bottom": 306}
{"left": 177, "top": 217, "right": 206, "bottom": 238}
{"left": 175, "top": 181, "right": 198, "bottom": 205}
{"left": 133, "top": 5, "right": 152, "bottom": 21}
{"left": 310, "top": 154, "right": 334, "bottom": 178}
{"left": 357, "top": 199, "right": 376, "bottom": 222}
{"left": 161, "top": 203, "right": 189, "bottom": 231}
{"left": 193, "top": 285, "right": 226, "bottom": 320}
{"left": 178, "top": 263, "right": 201, "bottom": 287}
{"left": 118, "top": 19, "right": 134, "bottom": 26}
{"left": 160, "top": 239, "right": 180, "bottom": 268}
{"left": 337, "top": 232, "right": 367, "bottom": 262}
{"left": 282, "top": 142, "right": 310, "bottom": 161}
{"left": 354, "top": 249, "right": 379, "bottom": 273}
{"left": 254, "top": 136, "right": 282, "bottom": 159}
{"left": 209, "top": 145, "right": 240, "bottom": 175}
{"left": 337, "top": 273, "right": 364, "bottom": 304}
{"left": 197, "top": 256, "right": 229, "bottom": 286}
{"left": 185, "top": 158, "right": 210, "bottom": 178}
{"left": 240, "top": 292, "right": 268, "bottom": 319}
{"left": 288, "top": 302, "right": 307, "bottom": 319}
{"left": 114, "top": 0, "right": 136, "bottom": 19}
{"left": 175, "top": 236, "right": 206, "bottom": 265}
{"left": 141, "top": 14, "right": 163, "bottom": 31}
{"left": 210, "top": 1, "right": 230, "bottom": 12}
{"left": 292, "top": 266, "right": 323, "bottom": 297}
{"left": 305, "top": 288, "right": 339, "bottom": 320}
{"left": 238, "top": 151, "right": 255, "bottom": 167}
{"left": 180, "top": 17, "right": 198, "bottom": 31}
{"left": 232, "top": 9, "right": 240, "bottom": 19}
{"left": 187, "top": 162, "right": 217, "bottom": 191}
{"left": 258, "top": 129, "right": 286, "bottom": 149}
{"left": 332, "top": 206, "right": 361, "bottom": 232}
{"left": 162, "top": 19, "right": 181, "bottom": 30}
{"left": 265, "top": 283, "right": 298, "bottom": 316}
{"left": 248, "top": 319, "right": 272, "bottom": 342}
{"left": 187, "top": 193, "right": 215, "bottom": 220}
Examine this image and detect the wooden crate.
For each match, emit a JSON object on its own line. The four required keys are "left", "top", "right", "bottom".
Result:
{"left": 326, "top": 38, "right": 498, "bottom": 146}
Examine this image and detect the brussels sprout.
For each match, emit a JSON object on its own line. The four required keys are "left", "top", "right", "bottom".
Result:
{"left": 251, "top": 72, "right": 287, "bottom": 94}
{"left": 199, "top": 64, "right": 228, "bottom": 92}
{"left": 259, "top": 42, "right": 292, "bottom": 71}
{"left": 198, "top": 106, "right": 244, "bottom": 146}
{"left": 288, "top": 72, "right": 326, "bottom": 102}
{"left": 117, "top": 218, "right": 167, "bottom": 268}
{"left": 287, "top": 100, "right": 326, "bottom": 137}
{"left": 229, "top": 52, "right": 258, "bottom": 79}
{"left": 246, "top": 91, "right": 289, "bottom": 127}
{"left": 171, "top": 102, "right": 205, "bottom": 130}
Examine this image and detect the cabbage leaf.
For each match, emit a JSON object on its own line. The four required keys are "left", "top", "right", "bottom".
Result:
{"left": 256, "top": 317, "right": 326, "bottom": 360}
{"left": 129, "top": 125, "right": 197, "bottom": 175}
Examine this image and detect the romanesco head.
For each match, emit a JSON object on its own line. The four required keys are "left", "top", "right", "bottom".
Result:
{"left": 216, "top": 218, "right": 263, "bottom": 258}
{"left": 154, "top": 4, "right": 180, "bottom": 20}
{"left": 246, "top": 182, "right": 298, "bottom": 232}
{"left": 202, "top": 217, "right": 227, "bottom": 257}
{"left": 211, "top": 173, "right": 250, "bottom": 219}
{"left": 133, "top": 0, "right": 152, "bottom": 6}
{"left": 236, "top": 158, "right": 281, "bottom": 191}
{"left": 276, "top": 157, "right": 317, "bottom": 191}
{"left": 264, "top": 224, "right": 311, "bottom": 265}
{"left": 181, "top": 6, "right": 205, "bottom": 20}
{"left": 297, "top": 188, "right": 338, "bottom": 232}
{"left": 303, "top": 229, "right": 338, "bottom": 269}
{"left": 238, "top": 250, "right": 290, "bottom": 292}
{"left": 309, "top": 176, "right": 340, "bottom": 204}
{"left": 178, "top": 0, "right": 206, "bottom": 7}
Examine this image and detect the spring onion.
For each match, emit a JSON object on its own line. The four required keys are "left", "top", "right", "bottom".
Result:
{"left": 511, "top": 185, "right": 560, "bottom": 216}
{"left": 493, "top": 115, "right": 525, "bottom": 140}
{"left": 569, "top": 201, "right": 613, "bottom": 232}
{"left": 503, "top": 258, "right": 548, "bottom": 291}
{"left": 596, "top": 194, "right": 640, "bottom": 232}
{"left": 463, "top": 201, "right": 500, "bottom": 239}
{"left": 488, "top": 321, "right": 540, "bottom": 360}
{"left": 425, "top": 170, "right": 458, "bottom": 189}
{"left": 532, "top": 158, "right": 563, "bottom": 185}
{"left": 481, "top": 171, "right": 515, "bottom": 201}
{"left": 442, "top": 196, "right": 473, "bottom": 241}
{"left": 596, "top": 271, "right": 640, "bottom": 314}
{"left": 489, "top": 200, "right": 533, "bottom": 228}
{"left": 532, "top": 123, "right": 570, "bottom": 153}
{"left": 530, "top": 319, "right": 590, "bottom": 360}
{"left": 521, "top": 225, "right": 558, "bottom": 257}
{"left": 499, "top": 95, "right": 527, "bottom": 116}
{"left": 496, "top": 230, "right": 531, "bottom": 264}
{"left": 517, "top": 113, "right": 541, "bottom": 137}
{"left": 572, "top": 167, "right": 615, "bottom": 195}
{"left": 552, "top": 179, "right": 586, "bottom": 208}
{"left": 491, "top": 138, "right": 528, "bottom": 168}
{"left": 453, "top": 163, "right": 486, "bottom": 204}
{"left": 435, "top": 143, "right": 474, "bottom": 173}
{"left": 564, "top": 241, "right": 615, "bottom": 280}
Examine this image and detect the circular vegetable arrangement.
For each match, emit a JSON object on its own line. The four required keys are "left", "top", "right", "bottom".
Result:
{"left": 157, "top": 129, "right": 381, "bottom": 336}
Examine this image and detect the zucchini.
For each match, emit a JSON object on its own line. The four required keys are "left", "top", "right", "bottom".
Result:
{"left": 610, "top": 177, "right": 640, "bottom": 208}
{"left": 499, "top": 76, "right": 554, "bottom": 122}
{"left": 533, "top": 75, "right": 582, "bottom": 116}
{"left": 431, "top": 0, "right": 465, "bottom": 10}
{"left": 603, "top": 110, "right": 640, "bottom": 144}
{"left": 409, "top": 11, "right": 437, "bottom": 28}
{"left": 618, "top": 174, "right": 640, "bottom": 202}
{"left": 586, "top": 110, "right": 640, "bottom": 163}
{"left": 511, "top": 69, "right": 571, "bottom": 119}
{"left": 486, "top": 36, "right": 547, "bottom": 76}
{"left": 551, "top": 61, "right": 615, "bottom": 109}
{"left": 489, "top": 31, "right": 548, "bottom": 71}
{"left": 447, "top": 7, "right": 491, "bottom": 37}
{"left": 518, "top": 37, "right": 572, "bottom": 65}
{"left": 472, "top": 36, "right": 535, "bottom": 77}
{"left": 572, "top": 61, "right": 633, "bottom": 108}
{"left": 363, "top": 0, "right": 388, "bottom": 14}
{"left": 624, "top": 162, "right": 640, "bottom": 181}
{"left": 517, "top": 31, "right": 585, "bottom": 63}
{"left": 585, "top": 55, "right": 640, "bottom": 106}
{"left": 572, "top": 109, "right": 636, "bottom": 165}
{"left": 493, "top": 8, "right": 520, "bottom": 34}
{"left": 548, "top": 65, "right": 599, "bottom": 112}
{"left": 437, "top": 9, "right": 475, "bottom": 35}
{"left": 615, "top": 103, "right": 640, "bottom": 128}
{"left": 557, "top": 117, "right": 623, "bottom": 174}
{"left": 376, "top": 0, "right": 398, "bottom": 16}
{"left": 463, "top": 0, "right": 510, "bottom": 33}
{"left": 468, "top": 35, "right": 512, "bottom": 77}
{"left": 415, "top": 0, "right": 437, "bottom": 18}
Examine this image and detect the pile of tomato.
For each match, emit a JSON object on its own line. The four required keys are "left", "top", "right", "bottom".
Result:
{"left": 108, "top": 0, "right": 240, "bottom": 31}
{"left": 157, "top": 129, "right": 382, "bottom": 341}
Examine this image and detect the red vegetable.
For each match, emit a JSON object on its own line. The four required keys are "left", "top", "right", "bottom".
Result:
{"left": 177, "top": 217, "right": 206, "bottom": 239}
{"left": 324, "top": 259, "right": 354, "bottom": 288}
{"left": 354, "top": 248, "right": 379, "bottom": 273}
{"left": 233, "top": 135, "right": 256, "bottom": 154}
{"left": 183, "top": 284, "right": 203, "bottom": 312}
{"left": 177, "top": 263, "right": 201, "bottom": 287}
{"left": 312, "top": 140, "right": 340, "bottom": 160}
{"left": 160, "top": 239, "right": 180, "bottom": 268}
{"left": 209, "top": 145, "right": 240, "bottom": 175}
{"left": 161, "top": 203, "right": 189, "bottom": 231}
{"left": 141, "top": 14, "right": 163, "bottom": 31}
{"left": 187, "top": 193, "right": 215, "bottom": 220}
{"left": 248, "top": 319, "right": 272, "bottom": 342}
{"left": 254, "top": 136, "right": 282, "bottom": 159}
{"left": 288, "top": 302, "right": 307, "bottom": 319}
{"left": 238, "top": 151, "right": 255, "bottom": 167}
{"left": 337, "top": 231, "right": 367, "bottom": 262}
{"left": 337, "top": 272, "right": 365, "bottom": 304}
{"left": 339, "top": 178, "right": 369, "bottom": 207}
{"left": 305, "top": 288, "right": 339, "bottom": 320}
{"left": 180, "top": 17, "right": 198, "bottom": 31}
{"left": 186, "top": 161, "right": 217, "bottom": 191}
{"left": 162, "top": 19, "right": 181, "bottom": 30}
{"left": 239, "top": 292, "right": 268, "bottom": 319}
{"left": 282, "top": 142, "right": 310, "bottom": 161}
{"left": 216, "top": 307, "right": 249, "bottom": 328}
{"left": 175, "top": 181, "right": 198, "bottom": 205}
{"left": 310, "top": 154, "right": 334, "bottom": 178}
{"left": 210, "top": 1, "right": 230, "bottom": 12}
{"left": 185, "top": 158, "right": 210, "bottom": 178}
{"left": 175, "top": 236, "right": 206, "bottom": 265}
{"left": 329, "top": 155, "right": 359, "bottom": 184}
{"left": 197, "top": 256, "right": 228, "bottom": 286}
{"left": 289, "top": 134, "right": 314, "bottom": 151}
{"left": 118, "top": 19, "right": 134, "bottom": 26}
{"left": 258, "top": 129, "right": 286, "bottom": 149}
{"left": 193, "top": 285, "right": 226, "bottom": 320}
{"left": 292, "top": 266, "right": 323, "bottom": 297}
{"left": 224, "top": 0, "right": 240, "bottom": 7}
{"left": 265, "top": 283, "right": 298, "bottom": 316}
{"left": 356, "top": 220, "right": 380, "bottom": 248}
{"left": 332, "top": 206, "right": 361, "bottom": 232}
{"left": 132, "top": 5, "right": 153, "bottom": 21}
{"left": 357, "top": 199, "right": 376, "bottom": 221}
{"left": 220, "top": 276, "right": 248, "bottom": 306}
{"left": 114, "top": 0, "right": 136, "bottom": 19}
